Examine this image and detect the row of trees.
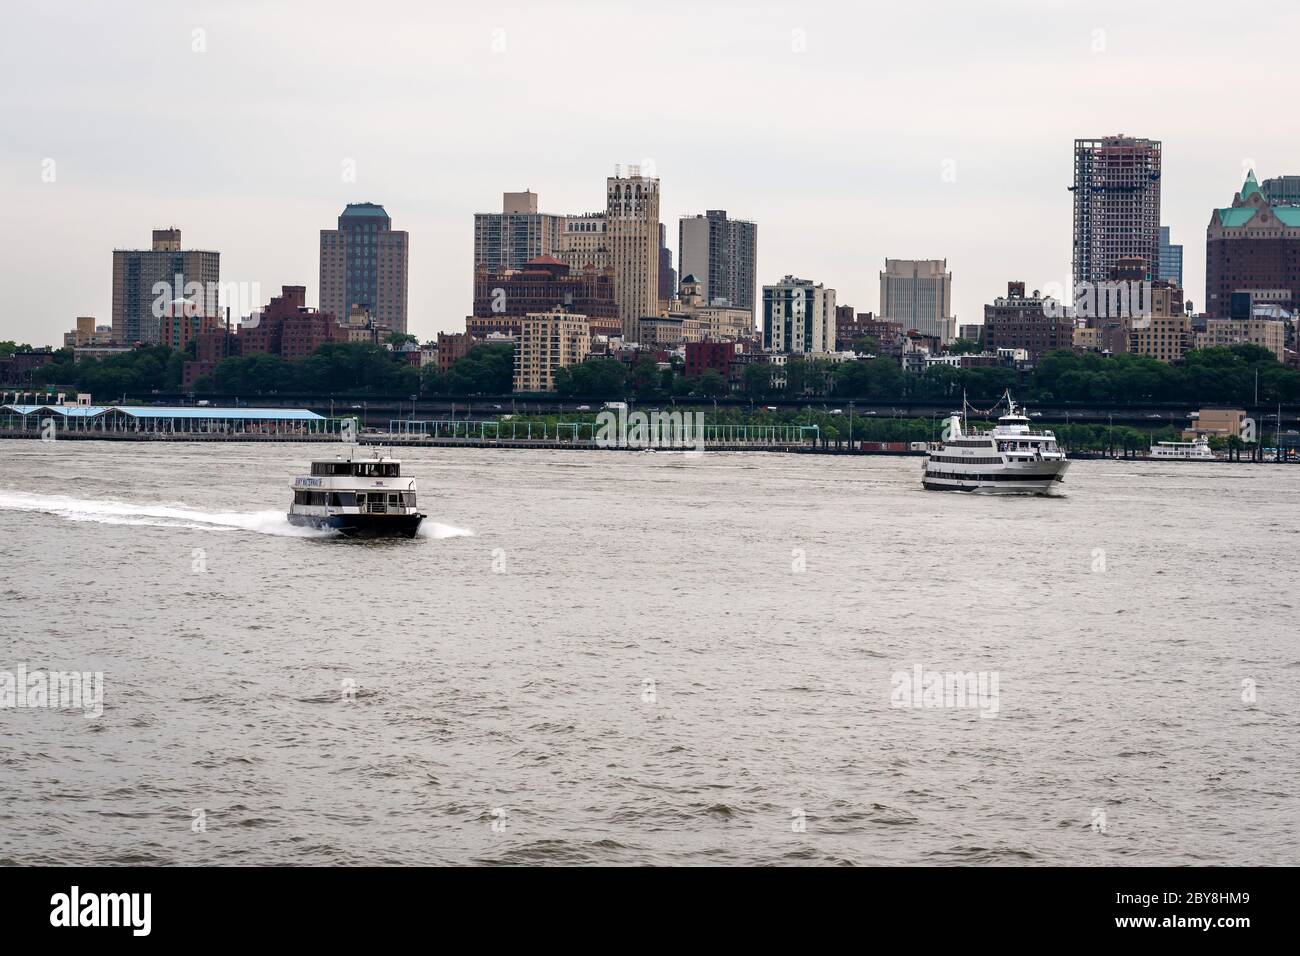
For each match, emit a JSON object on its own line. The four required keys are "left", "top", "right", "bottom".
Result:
{"left": 10, "top": 338, "right": 1299, "bottom": 406}
{"left": 23, "top": 345, "right": 187, "bottom": 396}
{"left": 15, "top": 341, "right": 510, "bottom": 398}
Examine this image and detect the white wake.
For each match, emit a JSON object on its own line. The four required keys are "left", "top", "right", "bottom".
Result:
{"left": 0, "top": 490, "right": 473, "bottom": 540}
{"left": 0, "top": 490, "right": 325, "bottom": 536}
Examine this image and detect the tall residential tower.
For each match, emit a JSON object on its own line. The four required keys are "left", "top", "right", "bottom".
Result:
{"left": 111, "top": 228, "right": 220, "bottom": 345}
{"left": 678, "top": 210, "right": 757, "bottom": 317}
{"left": 319, "top": 202, "right": 410, "bottom": 333}
{"left": 473, "top": 191, "right": 563, "bottom": 272}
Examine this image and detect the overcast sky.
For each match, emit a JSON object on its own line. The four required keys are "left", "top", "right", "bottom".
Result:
{"left": 4, "top": 0, "right": 1298, "bottom": 347}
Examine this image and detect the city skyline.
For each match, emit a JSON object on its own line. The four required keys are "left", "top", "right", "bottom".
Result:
{"left": 5, "top": 1, "right": 1300, "bottom": 348}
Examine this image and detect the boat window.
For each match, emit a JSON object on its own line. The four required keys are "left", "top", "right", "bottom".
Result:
{"left": 387, "top": 493, "right": 401, "bottom": 507}
{"left": 311, "top": 462, "right": 352, "bottom": 476}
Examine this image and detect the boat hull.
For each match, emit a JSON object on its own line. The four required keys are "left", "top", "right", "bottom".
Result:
{"left": 287, "top": 512, "right": 425, "bottom": 539}
{"left": 922, "top": 461, "right": 1070, "bottom": 495}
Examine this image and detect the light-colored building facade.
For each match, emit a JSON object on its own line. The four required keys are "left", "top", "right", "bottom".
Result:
{"left": 63, "top": 316, "right": 114, "bottom": 348}
{"left": 473, "top": 191, "right": 564, "bottom": 272}
{"left": 671, "top": 275, "right": 752, "bottom": 341}
{"left": 111, "top": 229, "right": 220, "bottom": 345}
{"left": 513, "top": 310, "right": 591, "bottom": 393}
{"left": 320, "top": 202, "right": 409, "bottom": 334}
{"left": 762, "top": 276, "right": 836, "bottom": 354}
{"left": 558, "top": 212, "right": 610, "bottom": 273}
{"left": 605, "top": 167, "right": 660, "bottom": 339}
{"left": 1185, "top": 408, "right": 1247, "bottom": 439}
{"left": 1196, "top": 316, "right": 1287, "bottom": 361}
{"left": 1072, "top": 135, "right": 1162, "bottom": 286}
{"left": 879, "top": 259, "right": 956, "bottom": 343}
{"left": 638, "top": 315, "right": 702, "bottom": 347}
{"left": 678, "top": 210, "right": 757, "bottom": 316}
{"left": 1129, "top": 286, "right": 1190, "bottom": 362}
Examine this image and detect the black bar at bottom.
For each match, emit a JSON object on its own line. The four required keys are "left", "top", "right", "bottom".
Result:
{"left": 0, "top": 866, "right": 1287, "bottom": 942}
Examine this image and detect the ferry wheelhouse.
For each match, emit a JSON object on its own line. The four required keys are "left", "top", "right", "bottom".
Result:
{"left": 1148, "top": 437, "right": 1215, "bottom": 460}
{"left": 923, "top": 397, "right": 1069, "bottom": 494}
{"left": 288, "top": 450, "right": 424, "bottom": 538}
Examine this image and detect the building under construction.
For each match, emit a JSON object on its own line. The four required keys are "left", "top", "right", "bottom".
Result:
{"left": 1071, "top": 135, "right": 1162, "bottom": 286}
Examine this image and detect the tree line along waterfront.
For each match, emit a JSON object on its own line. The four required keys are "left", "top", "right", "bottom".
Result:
{"left": 5, "top": 338, "right": 1300, "bottom": 410}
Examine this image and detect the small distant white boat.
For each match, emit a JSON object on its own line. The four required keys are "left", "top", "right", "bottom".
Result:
{"left": 1148, "top": 437, "right": 1215, "bottom": 460}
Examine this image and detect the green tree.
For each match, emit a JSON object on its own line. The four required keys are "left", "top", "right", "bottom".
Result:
{"left": 743, "top": 362, "right": 774, "bottom": 398}
{"left": 445, "top": 343, "right": 514, "bottom": 394}
{"left": 554, "top": 358, "right": 629, "bottom": 398}
{"left": 698, "top": 369, "right": 729, "bottom": 397}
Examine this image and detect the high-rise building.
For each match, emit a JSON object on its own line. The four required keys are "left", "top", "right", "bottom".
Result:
{"left": 658, "top": 223, "right": 676, "bottom": 305}
{"left": 1205, "top": 170, "right": 1300, "bottom": 318}
{"left": 111, "top": 228, "right": 220, "bottom": 345}
{"left": 678, "top": 210, "right": 758, "bottom": 319}
{"left": 319, "top": 202, "right": 409, "bottom": 334}
{"left": 605, "top": 166, "right": 660, "bottom": 339}
{"left": 762, "top": 276, "right": 836, "bottom": 353}
{"left": 473, "top": 191, "right": 563, "bottom": 272}
{"left": 1158, "top": 226, "right": 1183, "bottom": 287}
{"left": 879, "top": 259, "right": 956, "bottom": 343}
{"left": 513, "top": 310, "right": 591, "bottom": 392}
{"left": 983, "top": 282, "right": 1072, "bottom": 361}
{"left": 1261, "top": 175, "right": 1300, "bottom": 207}
{"left": 1071, "top": 135, "right": 1162, "bottom": 286}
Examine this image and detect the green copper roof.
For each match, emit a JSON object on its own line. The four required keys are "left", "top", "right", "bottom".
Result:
{"left": 1239, "top": 170, "right": 1262, "bottom": 199}
{"left": 1216, "top": 201, "right": 1300, "bottom": 227}
{"left": 1214, "top": 171, "right": 1300, "bottom": 227}
{"left": 1217, "top": 207, "right": 1255, "bottom": 227}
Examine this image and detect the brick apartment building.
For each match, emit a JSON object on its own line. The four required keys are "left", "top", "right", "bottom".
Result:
{"left": 469, "top": 256, "right": 620, "bottom": 339}
{"left": 983, "top": 282, "right": 1074, "bottom": 361}
{"left": 181, "top": 285, "right": 342, "bottom": 386}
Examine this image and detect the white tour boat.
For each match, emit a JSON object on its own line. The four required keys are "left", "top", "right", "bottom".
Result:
{"left": 288, "top": 449, "right": 424, "bottom": 538}
{"left": 922, "top": 396, "right": 1069, "bottom": 494}
{"left": 1148, "top": 437, "right": 1215, "bottom": 460}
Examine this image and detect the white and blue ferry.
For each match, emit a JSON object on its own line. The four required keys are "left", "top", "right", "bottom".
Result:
{"left": 288, "top": 450, "right": 424, "bottom": 538}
